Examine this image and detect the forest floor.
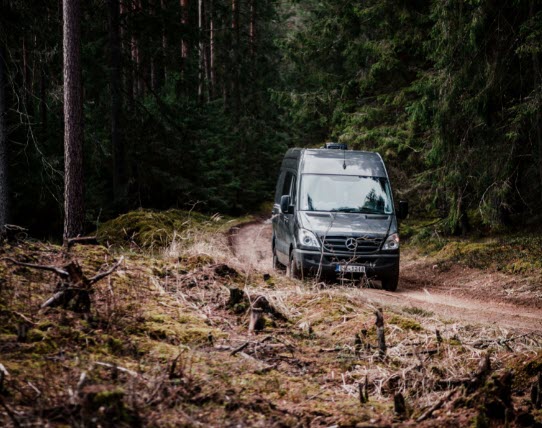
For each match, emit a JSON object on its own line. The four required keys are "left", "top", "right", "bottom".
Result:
{"left": 1, "top": 213, "right": 541, "bottom": 427}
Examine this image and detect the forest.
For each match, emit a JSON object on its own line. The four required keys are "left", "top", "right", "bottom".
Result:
{"left": 1, "top": 1, "right": 542, "bottom": 427}
{"left": 0, "top": 0, "right": 541, "bottom": 238}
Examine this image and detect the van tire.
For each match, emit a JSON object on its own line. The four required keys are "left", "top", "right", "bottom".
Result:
{"left": 273, "top": 252, "right": 286, "bottom": 272}
{"left": 288, "top": 254, "right": 301, "bottom": 279}
{"left": 381, "top": 275, "right": 399, "bottom": 292}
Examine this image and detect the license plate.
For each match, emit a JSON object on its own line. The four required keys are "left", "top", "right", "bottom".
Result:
{"left": 335, "top": 265, "right": 366, "bottom": 273}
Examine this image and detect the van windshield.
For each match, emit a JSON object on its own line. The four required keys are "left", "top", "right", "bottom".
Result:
{"left": 300, "top": 174, "right": 393, "bottom": 214}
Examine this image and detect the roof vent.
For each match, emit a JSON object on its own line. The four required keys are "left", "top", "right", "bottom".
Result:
{"left": 323, "top": 142, "right": 348, "bottom": 150}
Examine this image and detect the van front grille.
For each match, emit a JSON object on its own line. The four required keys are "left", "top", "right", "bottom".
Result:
{"left": 321, "top": 235, "right": 383, "bottom": 254}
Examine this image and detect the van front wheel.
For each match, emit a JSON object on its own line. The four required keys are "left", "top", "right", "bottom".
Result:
{"left": 288, "top": 254, "right": 301, "bottom": 279}
{"left": 273, "top": 252, "right": 286, "bottom": 272}
{"left": 381, "top": 275, "right": 399, "bottom": 292}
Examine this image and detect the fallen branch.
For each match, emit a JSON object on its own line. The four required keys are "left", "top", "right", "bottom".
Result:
{"left": 6, "top": 256, "right": 123, "bottom": 313}
{"left": 94, "top": 361, "right": 138, "bottom": 377}
{"left": 231, "top": 342, "right": 250, "bottom": 356}
{"left": 3, "top": 258, "right": 69, "bottom": 278}
{"left": 416, "top": 388, "right": 459, "bottom": 422}
{"left": 88, "top": 256, "right": 124, "bottom": 286}
{"left": 64, "top": 236, "right": 99, "bottom": 249}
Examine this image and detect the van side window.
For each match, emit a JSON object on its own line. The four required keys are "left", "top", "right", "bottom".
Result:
{"left": 290, "top": 176, "right": 297, "bottom": 204}
{"left": 275, "top": 171, "right": 286, "bottom": 201}
{"left": 282, "top": 172, "right": 293, "bottom": 196}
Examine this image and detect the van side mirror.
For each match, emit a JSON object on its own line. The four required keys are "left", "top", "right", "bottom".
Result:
{"left": 398, "top": 200, "right": 409, "bottom": 220}
{"left": 280, "top": 195, "right": 293, "bottom": 214}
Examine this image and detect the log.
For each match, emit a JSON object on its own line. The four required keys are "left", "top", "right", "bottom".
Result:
{"left": 64, "top": 236, "right": 99, "bottom": 249}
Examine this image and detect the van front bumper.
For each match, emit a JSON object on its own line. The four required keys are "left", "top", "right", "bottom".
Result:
{"left": 292, "top": 248, "right": 399, "bottom": 278}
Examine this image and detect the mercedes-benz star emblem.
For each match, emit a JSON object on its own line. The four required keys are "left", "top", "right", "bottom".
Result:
{"left": 345, "top": 238, "right": 358, "bottom": 250}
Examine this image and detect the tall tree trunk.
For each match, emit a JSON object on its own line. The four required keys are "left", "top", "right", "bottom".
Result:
{"left": 181, "top": 0, "right": 189, "bottom": 72}
{"left": 198, "top": 0, "right": 204, "bottom": 101}
{"left": 121, "top": 0, "right": 134, "bottom": 109}
{"left": 63, "top": 0, "right": 84, "bottom": 239}
{"left": 131, "top": 0, "right": 140, "bottom": 99}
{"left": 0, "top": 45, "right": 8, "bottom": 232}
{"left": 531, "top": 0, "right": 542, "bottom": 200}
{"left": 161, "top": 0, "right": 167, "bottom": 84}
{"left": 209, "top": 0, "right": 215, "bottom": 97}
{"left": 22, "top": 37, "right": 32, "bottom": 115}
{"left": 231, "top": 0, "right": 240, "bottom": 119}
{"left": 39, "top": 62, "right": 47, "bottom": 130}
{"left": 109, "top": 0, "right": 126, "bottom": 208}
{"left": 249, "top": 0, "right": 255, "bottom": 58}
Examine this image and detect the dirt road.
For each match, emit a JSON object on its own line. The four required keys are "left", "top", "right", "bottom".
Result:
{"left": 230, "top": 220, "right": 542, "bottom": 332}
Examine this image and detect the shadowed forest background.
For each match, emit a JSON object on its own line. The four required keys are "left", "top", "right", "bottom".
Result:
{"left": 0, "top": 0, "right": 541, "bottom": 237}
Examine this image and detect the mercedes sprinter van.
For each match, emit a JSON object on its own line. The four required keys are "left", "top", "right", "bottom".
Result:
{"left": 271, "top": 145, "right": 408, "bottom": 291}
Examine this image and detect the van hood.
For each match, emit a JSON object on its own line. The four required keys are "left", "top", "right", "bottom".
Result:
{"left": 299, "top": 211, "right": 393, "bottom": 237}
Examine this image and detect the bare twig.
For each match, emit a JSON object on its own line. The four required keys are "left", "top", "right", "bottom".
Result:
{"left": 3, "top": 257, "right": 69, "bottom": 278}
{"left": 88, "top": 256, "right": 124, "bottom": 285}
{"left": 95, "top": 361, "right": 138, "bottom": 377}
{"left": 231, "top": 342, "right": 250, "bottom": 356}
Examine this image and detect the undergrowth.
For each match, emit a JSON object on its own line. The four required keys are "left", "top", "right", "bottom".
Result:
{"left": 0, "top": 211, "right": 541, "bottom": 426}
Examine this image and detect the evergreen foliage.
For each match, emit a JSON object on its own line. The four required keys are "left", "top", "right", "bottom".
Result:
{"left": 0, "top": 0, "right": 288, "bottom": 236}
{"left": 277, "top": 0, "right": 542, "bottom": 233}
{"left": 0, "top": 0, "right": 541, "bottom": 236}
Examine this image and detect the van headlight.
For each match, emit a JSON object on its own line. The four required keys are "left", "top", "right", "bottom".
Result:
{"left": 298, "top": 229, "right": 320, "bottom": 249}
{"left": 382, "top": 233, "right": 399, "bottom": 250}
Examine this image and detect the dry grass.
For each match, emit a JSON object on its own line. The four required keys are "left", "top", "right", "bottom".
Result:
{"left": 1, "top": 217, "right": 541, "bottom": 427}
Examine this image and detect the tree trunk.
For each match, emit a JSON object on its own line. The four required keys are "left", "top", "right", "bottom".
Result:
{"left": 180, "top": 0, "right": 189, "bottom": 72}
{"left": 231, "top": 0, "right": 240, "bottom": 119}
{"left": 161, "top": 0, "right": 167, "bottom": 84}
{"left": 121, "top": 1, "right": 134, "bottom": 109}
{"left": 108, "top": 0, "right": 127, "bottom": 208}
{"left": 249, "top": 0, "right": 255, "bottom": 58}
{"left": 22, "top": 37, "right": 32, "bottom": 115}
{"left": 198, "top": 0, "right": 204, "bottom": 101}
{"left": 531, "top": 0, "right": 542, "bottom": 200}
{"left": 0, "top": 45, "right": 8, "bottom": 232}
{"left": 209, "top": 0, "right": 215, "bottom": 97}
{"left": 63, "top": 0, "right": 84, "bottom": 239}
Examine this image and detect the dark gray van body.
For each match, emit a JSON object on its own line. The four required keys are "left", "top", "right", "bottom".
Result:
{"left": 271, "top": 148, "right": 404, "bottom": 290}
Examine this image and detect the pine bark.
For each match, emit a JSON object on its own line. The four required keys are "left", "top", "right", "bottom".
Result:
{"left": 63, "top": 0, "right": 84, "bottom": 239}
{"left": 108, "top": 0, "right": 126, "bottom": 207}
{"left": 0, "top": 45, "right": 8, "bottom": 232}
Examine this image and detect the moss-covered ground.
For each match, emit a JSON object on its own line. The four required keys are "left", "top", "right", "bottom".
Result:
{"left": 0, "top": 212, "right": 541, "bottom": 427}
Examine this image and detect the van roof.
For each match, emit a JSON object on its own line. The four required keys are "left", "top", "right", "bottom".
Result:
{"left": 295, "top": 149, "right": 387, "bottom": 177}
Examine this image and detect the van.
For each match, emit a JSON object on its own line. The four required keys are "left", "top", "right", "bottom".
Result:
{"left": 271, "top": 145, "right": 408, "bottom": 291}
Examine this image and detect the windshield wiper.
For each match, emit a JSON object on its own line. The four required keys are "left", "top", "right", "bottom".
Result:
{"left": 331, "top": 208, "right": 360, "bottom": 213}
